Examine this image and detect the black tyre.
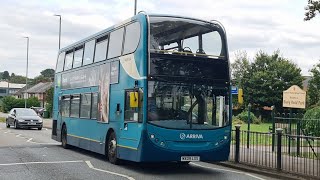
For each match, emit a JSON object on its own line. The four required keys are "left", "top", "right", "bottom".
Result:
{"left": 6, "top": 120, "right": 10, "bottom": 128}
{"left": 14, "top": 121, "right": 19, "bottom": 129}
{"left": 107, "top": 132, "right": 120, "bottom": 164}
{"left": 38, "top": 127, "right": 42, "bottom": 130}
{"left": 61, "top": 125, "right": 70, "bottom": 149}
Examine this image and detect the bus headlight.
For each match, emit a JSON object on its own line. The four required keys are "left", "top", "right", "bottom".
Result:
{"left": 150, "top": 134, "right": 155, "bottom": 139}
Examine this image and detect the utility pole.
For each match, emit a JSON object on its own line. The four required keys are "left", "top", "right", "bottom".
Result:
{"left": 134, "top": 0, "right": 137, "bottom": 15}
{"left": 54, "top": 14, "right": 62, "bottom": 49}
{"left": 23, "top": 37, "right": 29, "bottom": 108}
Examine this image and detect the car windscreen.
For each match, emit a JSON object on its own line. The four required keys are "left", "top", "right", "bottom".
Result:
{"left": 16, "top": 109, "right": 37, "bottom": 116}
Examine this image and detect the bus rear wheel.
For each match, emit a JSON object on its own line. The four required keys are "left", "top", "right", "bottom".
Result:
{"left": 61, "top": 125, "right": 70, "bottom": 149}
{"left": 107, "top": 132, "right": 119, "bottom": 164}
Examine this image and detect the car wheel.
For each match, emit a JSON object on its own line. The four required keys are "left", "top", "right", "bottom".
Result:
{"left": 61, "top": 125, "right": 70, "bottom": 149}
{"left": 38, "top": 127, "right": 42, "bottom": 130}
{"left": 6, "top": 120, "right": 10, "bottom": 128}
{"left": 14, "top": 121, "right": 19, "bottom": 129}
{"left": 107, "top": 132, "right": 120, "bottom": 164}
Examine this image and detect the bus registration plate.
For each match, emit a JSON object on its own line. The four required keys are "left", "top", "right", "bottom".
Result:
{"left": 181, "top": 156, "right": 200, "bottom": 161}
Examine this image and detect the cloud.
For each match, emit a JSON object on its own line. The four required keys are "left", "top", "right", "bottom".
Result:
{"left": 0, "top": 0, "right": 319, "bottom": 78}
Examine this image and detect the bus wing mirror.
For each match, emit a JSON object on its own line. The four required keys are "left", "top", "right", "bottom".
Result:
{"left": 130, "top": 92, "right": 139, "bottom": 108}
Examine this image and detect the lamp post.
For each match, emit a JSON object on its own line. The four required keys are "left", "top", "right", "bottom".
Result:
{"left": 134, "top": 0, "right": 137, "bottom": 15}
{"left": 23, "top": 36, "right": 29, "bottom": 108}
{"left": 54, "top": 14, "right": 61, "bottom": 50}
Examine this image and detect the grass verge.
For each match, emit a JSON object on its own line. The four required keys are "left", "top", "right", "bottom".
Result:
{"left": 0, "top": 117, "right": 5, "bottom": 123}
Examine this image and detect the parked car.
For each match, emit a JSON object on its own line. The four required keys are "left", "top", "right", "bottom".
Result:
{"left": 30, "top": 106, "right": 45, "bottom": 117}
{"left": 6, "top": 108, "right": 43, "bottom": 130}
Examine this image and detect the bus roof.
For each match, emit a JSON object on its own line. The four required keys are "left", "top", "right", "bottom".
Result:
{"left": 58, "top": 13, "right": 225, "bottom": 53}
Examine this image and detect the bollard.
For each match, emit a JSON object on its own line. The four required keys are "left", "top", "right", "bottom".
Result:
{"left": 235, "top": 124, "right": 241, "bottom": 163}
{"left": 271, "top": 105, "right": 275, "bottom": 152}
{"left": 276, "top": 128, "right": 283, "bottom": 171}
{"left": 247, "top": 103, "right": 251, "bottom": 149}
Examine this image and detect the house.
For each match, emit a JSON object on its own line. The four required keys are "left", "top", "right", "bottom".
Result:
{"left": 0, "top": 81, "right": 25, "bottom": 98}
{"left": 15, "top": 82, "right": 53, "bottom": 107}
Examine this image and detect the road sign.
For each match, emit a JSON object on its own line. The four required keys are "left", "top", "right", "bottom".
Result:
{"left": 231, "top": 86, "right": 238, "bottom": 94}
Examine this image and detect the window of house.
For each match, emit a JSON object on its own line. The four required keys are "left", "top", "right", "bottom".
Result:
{"left": 73, "top": 46, "right": 84, "bottom": 68}
{"left": 56, "top": 52, "right": 65, "bottom": 72}
{"left": 64, "top": 51, "right": 74, "bottom": 70}
{"left": 70, "top": 95, "right": 80, "bottom": 117}
{"left": 94, "top": 35, "right": 109, "bottom": 62}
{"left": 61, "top": 96, "right": 70, "bottom": 117}
{"left": 80, "top": 93, "right": 91, "bottom": 118}
{"left": 91, "top": 93, "right": 98, "bottom": 119}
{"left": 83, "top": 40, "right": 95, "bottom": 65}
{"left": 123, "top": 22, "right": 140, "bottom": 54}
{"left": 107, "top": 28, "right": 124, "bottom": 59}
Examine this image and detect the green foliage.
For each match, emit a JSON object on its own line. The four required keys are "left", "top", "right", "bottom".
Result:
{"left": 40, "top": 69, "right": 55, "bottom": 78}
{"left": 1, "top": 96, "right": 40, "bottom": 112}
{"left": 9, "top": 75, "right": 27, "bottom": 84}
{"left": 305, "top": 0, "right": 320, "bottom": 21}
{"left": 236, "top": 111, "right": 261, "bottom": 124}
{"left": 307, "top": 62, "right": 320, "bottom": 107}
{"left": 32, "top": 75, "right": 51, "bottom": 84}
{"left": 2, "top": 71, "right": 9, "bottom": 80}
{"left": 45, "top": 87, "right": 54, "bottom": 117}
{"left": 231, "top": 50, "right": 303, "bottom": 110}
{"left": 302, "top": 106, "right": 320, "bottom": 136}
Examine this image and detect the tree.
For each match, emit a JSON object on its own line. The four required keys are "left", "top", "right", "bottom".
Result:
{"left": 40, "top": 69, "right": 55, "bottom": 78}
{"left": 9, "top": 75, "right": 27, "bottom": 84}
{"left": 45, "top": 87, "right": 54, "bottom": 117}
{"left": 2, "top": 71, "right": 9, "bottom": 80}
{"left": 231, "top": 51, "right": 250, "bottom": 89}
{"left": 305, "top": 0, "right": 320, "bottom": 21}
{"left": 307, "top": 61, "right": 320, "bottom": 107}
{"left": 240, "top": 51, "right": 303, "bottom": 109}
{"left": 32, "top": 75, "right": 51, "bottom": 84}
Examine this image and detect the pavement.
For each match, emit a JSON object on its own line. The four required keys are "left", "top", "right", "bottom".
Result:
{"left": 0, "top": 122, "right": 275, "bottom": 180}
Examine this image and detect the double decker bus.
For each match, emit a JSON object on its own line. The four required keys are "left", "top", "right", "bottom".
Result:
{"left": 52, "top": 13, "right": 231, "bottom": 164}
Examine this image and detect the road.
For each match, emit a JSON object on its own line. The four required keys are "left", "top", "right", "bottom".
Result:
{"left": 0, "top": 123, "right": 276, "bottom": 180}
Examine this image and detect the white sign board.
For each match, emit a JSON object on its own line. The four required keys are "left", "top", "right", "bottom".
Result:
{"left": 283, "top": 85, "right": 306, "bottom": 109}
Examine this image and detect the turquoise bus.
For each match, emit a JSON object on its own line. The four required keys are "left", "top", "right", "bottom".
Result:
{"left": 52, "top": 13, "right": 231, "bottom": 164}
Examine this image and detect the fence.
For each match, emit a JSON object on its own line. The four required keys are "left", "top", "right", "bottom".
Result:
{"left": 230, "top": 125, "right": 320, "bottom": 178}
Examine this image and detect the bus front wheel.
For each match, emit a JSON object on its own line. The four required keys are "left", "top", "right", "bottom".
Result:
{"left": 107, "top": 132, "right": 119, "bottom": 164}
{"left": 61, "top": 125, "right": 70, "bottom": 149}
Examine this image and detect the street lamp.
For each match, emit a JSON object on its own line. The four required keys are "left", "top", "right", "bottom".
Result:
{"left": 23, "top": 36, "right": 29, "bottom": 108}
{"left": 54, "top": 14, "right": 61, "bottom": 50}
{"left": 134, "top": 0, "right": 137, "bottom": 15}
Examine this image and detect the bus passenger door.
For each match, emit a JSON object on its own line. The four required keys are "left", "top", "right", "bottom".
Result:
{"left": 119, "top": 89, "right": 143, "bottom": 152}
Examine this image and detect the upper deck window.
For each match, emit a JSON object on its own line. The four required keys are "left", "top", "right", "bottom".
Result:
{"left": 94, "top": 35, "right": 108, "bottom": 62}
{"left": 149, "top": 17, "right": 224, "bottom": 58}
{"left": 56, "top": 52, "right": 65, "bottom": 72}
{"left": 83, "top": 40, "right": 95, "bottom": 65}
{"left": 64, "top": 51, "right": 74, "bottom": 70}
{"left": 107, "top": 27, "right": 124, "bottom": 59}
{"left": 123, "top": 22, "right": 141, "bottom": 55}
{"left": 73, "top": 46, "right": 84, "bottom": 68}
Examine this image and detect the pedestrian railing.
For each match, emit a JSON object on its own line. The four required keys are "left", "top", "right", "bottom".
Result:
{"left": 230, "top": 125, "right": 320, "bottom": 178}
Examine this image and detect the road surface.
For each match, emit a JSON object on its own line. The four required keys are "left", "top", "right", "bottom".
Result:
{"left": 0, "top": 123, "right": 276, "bottom": 180}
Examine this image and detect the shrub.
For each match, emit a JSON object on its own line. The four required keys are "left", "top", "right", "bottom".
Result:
{"left": 236, "top": 111, "right": 261, "bottom": 124}
{"left": 302, "top": 106, "right": 320, "bottom": 136}
{"left": 1, "top": 96, "right": 41, "bottom": 112}
{"left": 232, "top": 116, "right": 244, "bottom": 125}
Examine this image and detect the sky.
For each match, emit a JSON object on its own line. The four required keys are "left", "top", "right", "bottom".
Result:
{"left": 0, "top": 0, "right": 319, "bottom": 78}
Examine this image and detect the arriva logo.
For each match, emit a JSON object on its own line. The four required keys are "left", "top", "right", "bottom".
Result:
{"left": 179, "top": 133, "right": 203, "bottom": 140}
